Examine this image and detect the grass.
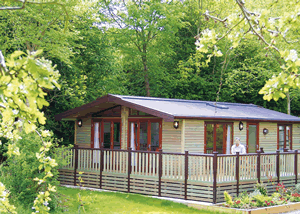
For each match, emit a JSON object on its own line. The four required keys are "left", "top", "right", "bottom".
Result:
{"left": 16, "top": 186, "right": 224, "bottom": 214}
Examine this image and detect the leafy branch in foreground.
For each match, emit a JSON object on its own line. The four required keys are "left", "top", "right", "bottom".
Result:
{"left": 195, "top": 0, "right": 300, "bottom": 102}
{"left": 0, "top": 50, "right": 60, "bottom": 213}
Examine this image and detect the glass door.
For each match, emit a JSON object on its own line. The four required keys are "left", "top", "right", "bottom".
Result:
{"left": 205, "top": 122, "right": 233, "bottom": 154}
{"left": 91, "top": 119, "right": 121, "bottom": 149}
{"left": 278, "top": 124, "right": 292, "bottom": 151}
{"left": 129, "top": 119, "right": 162, "bottom": 151}
{"left": 247, "top": 123, "right": 259, "bottom": 153}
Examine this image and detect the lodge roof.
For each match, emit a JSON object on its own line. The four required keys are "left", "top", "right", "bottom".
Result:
{"left": 55, "top": 94, "right": 300, "bottom": 123}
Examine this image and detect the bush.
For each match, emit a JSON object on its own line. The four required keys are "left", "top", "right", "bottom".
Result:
{"left": 224, "top": 191, "right": 233, "bottom": 207}
{"left": 0, "top": 131, "right": 71, "bottom": 211}
{"left": 255, "top": 182, "right": 267, "bottom": 196}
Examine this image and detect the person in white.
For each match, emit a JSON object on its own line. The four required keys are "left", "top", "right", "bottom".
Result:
{"left": 231, "top": 137, "right": 246, "bottom": 154}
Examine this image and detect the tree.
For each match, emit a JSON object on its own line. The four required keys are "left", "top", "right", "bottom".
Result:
{"left": 0, "top": 0, "right": 93, "bottom": 212}
{"left": 100, "top": 0, "right": 185, "bottom": 96}
{"left": 195, "top": 0, "right": 300, "bottom": 105}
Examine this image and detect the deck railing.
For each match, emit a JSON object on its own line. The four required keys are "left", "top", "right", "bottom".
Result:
{"left": 60, "top": 146, "right": 299, "bottom": 203}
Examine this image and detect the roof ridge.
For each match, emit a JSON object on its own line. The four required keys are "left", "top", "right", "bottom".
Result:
{"left": 110, "top": 94, "right": 257, "bottom": 107}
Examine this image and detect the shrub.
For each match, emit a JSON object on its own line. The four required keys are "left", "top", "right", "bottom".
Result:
{"left": 255, "top": 182, "right": 267, "bottom": 196}
{"left": 224, "top": 191, "right": 233, "bottom": 207}
{"left": 0, "top": 131, "right": 71, "bottom": 211}
{"left": 249, "top": 189, "right": 262, "bottom": 198}
{"left": 253, "top": 195, "right": 272, "bottom": 207}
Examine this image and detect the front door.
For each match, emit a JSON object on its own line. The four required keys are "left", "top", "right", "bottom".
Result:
{"left": 205, "top": 122, "right": 233, "bottom": 154}
{"left": 247, "top": 123, "right": 259, "bottom": 153}
{"left": 128, "top": 119, "right": 161, "bottom": 151}
{"left": 92, "top": 119, "right": 121, "bottom": 149}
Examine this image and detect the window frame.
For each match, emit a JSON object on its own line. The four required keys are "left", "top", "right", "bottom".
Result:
{"left": 128, "top": 108, "right": 155, "bottom": 117}
{"left": 204, "top": 121, "right": 234, "bottom": 154}
{"left": 91, "top": 118, "right": 122, "bottom": 149}
{"left": 127, "top": 118, "right": 162, "bottom": 151}
{"left": 246, "top": 122, "right": 259, "bottom": 153}
{"left": 277, "top": 124, "right": 293, "bottom": 151}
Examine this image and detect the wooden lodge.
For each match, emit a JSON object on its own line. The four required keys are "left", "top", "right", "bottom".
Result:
{"left": 55, "top": 94, "right": 300, "bottom": 203}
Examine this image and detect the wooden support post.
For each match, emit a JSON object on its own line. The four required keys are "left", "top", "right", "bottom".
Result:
{"left": 257, "top": 150, "right": 261, "bottom": 183}
{"left": 276, "top": 150, "right": 280, "bottom": 184}
{"left": 158, "top": 149, "right": 162, "bottom": 197}
{"left": 184, "top": 150, "right": 188, "bottom": 200}
{"left": 213, "top": 151, "right": 218, "bottom": 204}
{"left": 100, "top": 148, "right": 104, "bottom": 189}
{"left": 236, "top": 152, "right": 240, "bottom": 197}
{"left": 127, "top": 147, "right": 132, "bottom": 193}
{"left": 73, "top": 145, "right": 78, "bottom": 186}
{"left": 295, "top": 150, "right": 298, "bottom": 185}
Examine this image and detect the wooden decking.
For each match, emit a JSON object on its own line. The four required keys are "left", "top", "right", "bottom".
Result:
{"left": 58, "top": 147, "right": 300, "bottom": 203}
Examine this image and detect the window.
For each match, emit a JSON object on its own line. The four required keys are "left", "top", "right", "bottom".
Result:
{"left": 128, "top": 119, "right": 162, "bottom": 151}
{"left": 278, "top": 124, "right": 292, "bottom": 151}
{"left": 91, "top": 119, "right": 121, "bottom": 149}
{"left": 205, "top": 122, "right": 233, "bottom": 154}
{"left": 129, "top": 108, "right": 151, "bottom": 116}
{"left": 247, "top": 123, "right": 259, "bottom": 153}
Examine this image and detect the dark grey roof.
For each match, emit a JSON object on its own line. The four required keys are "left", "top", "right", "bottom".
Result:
{"left": 112, "top": 94, "right": 300, "bottom": 122}
{"left": 55, "top": 94, "right": 300, "bottom": 122}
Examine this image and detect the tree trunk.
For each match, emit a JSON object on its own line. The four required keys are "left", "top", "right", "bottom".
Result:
{"left": 287, "top": 92, "right": 290, "bottom": 115}
{"left": 142, "top": 46, "right": 150, "bottom": 97}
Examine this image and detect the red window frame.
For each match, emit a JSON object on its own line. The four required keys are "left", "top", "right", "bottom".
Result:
{"left": 246, "top": 122, "right": 259, "bottom": 153}
{"left": 277, "top": 124, "right": 293, "bottom": 150}
{"left": 127, "top": 118, "right": 162, "bottom": 151}
{"left": 91, "top": 118, "right": 122, "bottom": 149}
{"left": 204, "top": 121, "right": 234, "bottom": 154}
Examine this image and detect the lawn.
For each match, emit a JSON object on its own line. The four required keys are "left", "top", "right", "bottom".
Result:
{"left": 16, "top": 186, "right": 224, "bottom": 214}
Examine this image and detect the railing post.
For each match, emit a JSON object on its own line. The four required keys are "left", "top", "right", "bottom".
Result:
{"left": 158, "top": 149, "right": 163, "bottom": 197}
{"left": 127, "top": 147, "right": 132, "bottom": 193}
{"left": 184, "top": 150, "right": 189, "bottom": 200}
{"left": 276, "top": 150, "right": 280, "bottom": 184}
{"left": 295, "top": 150, "right": 298, "bottom": 185}
{"left": 236, "top": 152, "right": 240, "bottom": 197}
{"left": 100, "top": 148, "right": 104, "bottom": 189}
{"left": 73, "top": 145, "right": 78, "bottom": 186}
{"left": 257, "top": 150, "right": 261, "bottom": 183}
{"left": 213, "top": 151, "right": 218, "bottom": 204}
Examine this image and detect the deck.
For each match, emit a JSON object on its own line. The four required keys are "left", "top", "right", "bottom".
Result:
{"left": 58, "top": 146, "right": 300, "bottom": 203}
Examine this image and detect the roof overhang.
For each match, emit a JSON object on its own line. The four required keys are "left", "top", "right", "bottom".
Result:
{"left": 174, "top": 116, "right": 300, "bottom": 123}
{"left": 55, "top": 94, "right": 175, "bottom": 122}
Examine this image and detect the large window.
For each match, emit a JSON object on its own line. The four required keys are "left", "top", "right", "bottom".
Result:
{"left": 91, "top": 119, "right": 121, "bottom": 149}
{"left": 128, "top": 119, "right": 162, "bottom": 151}
{"left": 278, "top": 124, "right": 292, "bottom": 151}
{"left": 205, "top": 122, "right": 233, "bottom": 154}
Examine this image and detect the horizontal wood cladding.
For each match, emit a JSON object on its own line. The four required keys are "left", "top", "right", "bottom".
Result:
{"left": 259, "top": 122, "right": 278, "bottom": 152}
{"left": 184, "top": 120, "right": 204, "bottom": 153}
{"left": 76, "top": 117, "right": 91, "bottom": 147}
{"left": 162, "top": 120, "right": 181, "bottom": 153}
{"left": 293, "top": 125, "right": 300, "bottom": 150}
